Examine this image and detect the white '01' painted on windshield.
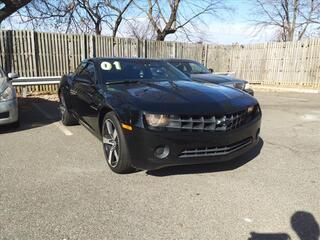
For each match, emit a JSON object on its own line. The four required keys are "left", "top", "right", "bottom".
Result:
{"left": 101, "top": 61, "right": 122, "bottom": 71}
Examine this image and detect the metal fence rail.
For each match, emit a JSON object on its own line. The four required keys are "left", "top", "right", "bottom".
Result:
{"left": 12, "top": 76, "right": 61, "bottom": 85}
{"left": 11, "top": 76, "right": 60, "bottom": 96}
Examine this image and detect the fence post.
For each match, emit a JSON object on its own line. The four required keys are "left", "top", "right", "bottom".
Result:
{"left": 88, "top": 35, "right": 95, "bottom": 58}
{"left": 137, "top": 39, "right": 141, "bottom": 58}
{"left": 203, "top": 44, "right": 208, "bottom": 67}
{"left": 3, "top": 30, "right": 13, "bottom": 74}
{"left": 81, "top": 34, "right": 86, "bottom": 60}
{"left": 172, "top": 42, "right": 177, "bottom": 58}
{"left": 31, "top": 31, "right": 39, "bottom": 76}
{"left": 67, "top": 34, "right": 72, "bottom": 73}
{"left": 144, "top": 39, "right": 147, "bottom": 58}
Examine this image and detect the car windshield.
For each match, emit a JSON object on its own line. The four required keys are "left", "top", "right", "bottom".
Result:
{"left": 99, "top": 59, "right": 190, "bottom": 83}
{"left": 170, "top": 61, "right": 210, "bottom": 74}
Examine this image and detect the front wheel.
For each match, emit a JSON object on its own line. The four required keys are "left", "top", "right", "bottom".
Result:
{"left": 102, "top": 112, "right": 134, "bottom": 174}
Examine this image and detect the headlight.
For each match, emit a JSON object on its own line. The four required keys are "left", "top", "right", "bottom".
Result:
{"left": 247, "top": 105, "right": 254, "bottom": 113}
{"left": 222, "top": 82, "right": 245, "bottom": 90}
{"left": 234, "top": 82, "right": 245, "bottom": 90}
{"left": 222, "top": 82, "right": 234, "bottom": 88}
{"left": 0, "top": 86, "right": 14, "bottom": 101}
{"left": 145, "top": 113, "right": 169, "bottom": 127}
{"left": 244, "top": 83, "right": 251, "bottom": 90}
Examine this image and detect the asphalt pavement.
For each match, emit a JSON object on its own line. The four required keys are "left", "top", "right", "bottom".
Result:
{"left": 0, "top": 92, "right": 319, "bottom": 240}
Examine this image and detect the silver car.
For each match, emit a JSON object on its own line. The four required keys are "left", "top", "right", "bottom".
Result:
{"left": 0, "top": 68, "right": 19, "bottom": 126}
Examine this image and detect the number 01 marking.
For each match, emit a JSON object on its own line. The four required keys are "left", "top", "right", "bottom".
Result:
{"left": 101, "top": 61, "right": 122, "bottom": 71}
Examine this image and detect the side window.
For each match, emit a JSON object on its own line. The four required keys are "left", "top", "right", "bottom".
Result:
{"left": 189, "top": 62, "right": 207, "bottom": 74}
{"left": 74, "top": 63, "right": 85, "bottom": 76}
{"left": 86, "top": 63, "right": 95, "bottom": 80}
{"left": 171, "top": 62, "right": 189, "bottom": 73}
{"left": 0, "top": 69, "right": 5, "bottom": 78}
{"left": 76, "top": 62, "right": 95, "bottom": 83}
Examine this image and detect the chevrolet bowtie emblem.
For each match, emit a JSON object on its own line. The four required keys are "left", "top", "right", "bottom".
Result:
{"left": 217, "top": 117, "right": 226, "bottom": 125}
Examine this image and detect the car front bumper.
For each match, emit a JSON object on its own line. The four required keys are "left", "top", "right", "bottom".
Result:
{"left": 0, "top": 98, "right": 19, "bottom": 125}
{"left": 124, "top": 117, "right": 261, "bottom": 170}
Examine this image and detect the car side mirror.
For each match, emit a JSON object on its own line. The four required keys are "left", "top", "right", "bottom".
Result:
{"left": 8, "top": 72, "right": 19, "bottom": 80}
{"left": 208, "top": 68, "right": 214, "bottom": 73}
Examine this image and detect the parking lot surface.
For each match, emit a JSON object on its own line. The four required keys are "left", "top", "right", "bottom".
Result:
{"left": 0, "top": 92, "right": 319, "bottom": 240}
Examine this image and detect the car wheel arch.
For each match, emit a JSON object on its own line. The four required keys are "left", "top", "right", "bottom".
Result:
{"left": 98, "top": 106, "right": 121, "bottom": 136}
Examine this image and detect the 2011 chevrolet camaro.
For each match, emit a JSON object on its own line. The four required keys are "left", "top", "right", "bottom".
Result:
{"left": 59, "top": 58, "right": 261, "bottom": 174}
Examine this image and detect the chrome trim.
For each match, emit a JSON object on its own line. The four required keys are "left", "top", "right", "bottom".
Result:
{"left": 166, "top": 109, "right": 250, "bottom": 132}
{"left": 179, "top": 138, "right": 252, "bottom": 158}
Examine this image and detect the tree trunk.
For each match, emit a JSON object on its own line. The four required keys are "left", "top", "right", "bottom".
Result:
{"left": 0, "top": 0, "right": 32, "bottom": 24}
{"left": 112, "top": 18, "right": 122, "bottom": 38}
{"left": 156, "top": 33, "right": 166, "bottom": 41}
{"left": 95, "top": 22, "right": 101, "bottom": 35}
{"left": 0, "top": 6, "right": 16, "bottom": 24}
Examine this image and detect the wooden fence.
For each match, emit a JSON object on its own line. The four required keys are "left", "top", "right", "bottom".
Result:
{"left": 1, "top": 30, "right": 320, "bottom": 87}
{"left": 0, "top": 30, "right": 204, "bottom": 77}
{"left": 206, "top": 41, "right": 320, "bottom": 87}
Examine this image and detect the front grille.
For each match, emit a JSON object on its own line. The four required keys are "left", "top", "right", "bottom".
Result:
{"left": 166, "top": 106, "right": 259, "bottom": 132}
{"left": 179, "top": 137, "right": 252, "bottom": 158}
{"left": 0, "top": 112, "right": 9, "bottom": 119}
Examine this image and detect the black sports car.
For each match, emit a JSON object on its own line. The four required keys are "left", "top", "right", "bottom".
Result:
{"left": 167, "top": 59, "right": 254, "bottom": 95}
{"left": 59, "top": 58, "right": 261, "bottom": 174}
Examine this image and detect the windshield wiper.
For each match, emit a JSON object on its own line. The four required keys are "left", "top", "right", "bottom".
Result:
{"left": 105, "top": 79, "right": 141, "bottom": 85}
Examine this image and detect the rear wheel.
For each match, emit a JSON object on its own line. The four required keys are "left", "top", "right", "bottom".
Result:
{"left": 102, "top": 112, "right": 134, "bottom": 174}
{"left": 60, "top": 92, "right": 78, "bottom": 126}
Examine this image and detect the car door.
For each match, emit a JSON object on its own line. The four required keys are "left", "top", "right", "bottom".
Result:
{"left": 68, "top": 63, "right": 85, "bottom": 115}
{"left": 72, "top": 61, "right": 100, "bottom": 129}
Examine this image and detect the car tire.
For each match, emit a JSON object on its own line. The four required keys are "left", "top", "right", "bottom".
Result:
{"left": 102, "top": 112, "right": 134, "bottom": 174}
{"left": 60, "top": 92, "right": 78, "bottom": 126}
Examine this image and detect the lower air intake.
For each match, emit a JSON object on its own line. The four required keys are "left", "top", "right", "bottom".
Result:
{"left": 179, "top": 137, "right": 252, "bottom": 158}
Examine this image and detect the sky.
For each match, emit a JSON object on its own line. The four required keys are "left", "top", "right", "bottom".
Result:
{"left": 1, "top": 0, "right": 278, "bottom": 45}
{"left": 192, "top": 0, "right": 277, "bottom": 44}
{"left": 121, "top": 0, "right": 278, "bottom": 44}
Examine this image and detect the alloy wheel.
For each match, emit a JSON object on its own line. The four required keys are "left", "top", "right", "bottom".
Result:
{"left": 103, "top": 119, "right": 120, "bottom": 168}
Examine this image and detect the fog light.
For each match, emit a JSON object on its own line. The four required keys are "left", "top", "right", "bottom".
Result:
{"left": 154, "top": 145, "right": 170, "bottom": 159}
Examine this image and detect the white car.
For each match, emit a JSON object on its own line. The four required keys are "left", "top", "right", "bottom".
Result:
{"left": 0, "top": 68, "right": 19, "bottom": 127}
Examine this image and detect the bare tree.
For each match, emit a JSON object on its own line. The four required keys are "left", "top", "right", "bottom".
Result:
{"left": 125, "top": 17, "right": 156, "bottom": 39}
{"left": 252, "top": 0, "right": 320, "bottom": 41}
{"left": 135, "top": 0, "right": 227, "bottom": 41}
{"left": 0, "top": 0, "right": 32, "bottom": 24}
{"left": 16, "top": 0, "right": 91, "bottom": 33}
{"left": 15, "top": 0, "right": 134, "bottom": 36}
{"left": 105, "top": 0, "right": 134, "bottom": 38}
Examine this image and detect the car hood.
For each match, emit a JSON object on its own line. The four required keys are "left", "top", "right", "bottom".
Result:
{"left": 106, "top": 80, "right": 257, "bottom": 115}
{"left": 191, "top": 73, "right": 246, "bottom": 85}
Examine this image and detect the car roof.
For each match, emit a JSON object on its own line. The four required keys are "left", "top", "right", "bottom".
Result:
{"left": 85, "top": 57, "right": 168, "bottom": 63}
{"left": 164, "top": 58, "right": 199, "bottom": 63}
{"left": 83, "top": 57, "right": 201, "bottom": 64}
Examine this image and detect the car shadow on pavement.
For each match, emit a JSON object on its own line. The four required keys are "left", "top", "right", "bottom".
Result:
{"left": 0, "top": 97, "right": 60, "bottom": 134}
{"left": 147, "top": 138, "right": 264, "bottom": 177}
{"left": 248, "top": 211, "right": 319, "bottom": 240}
